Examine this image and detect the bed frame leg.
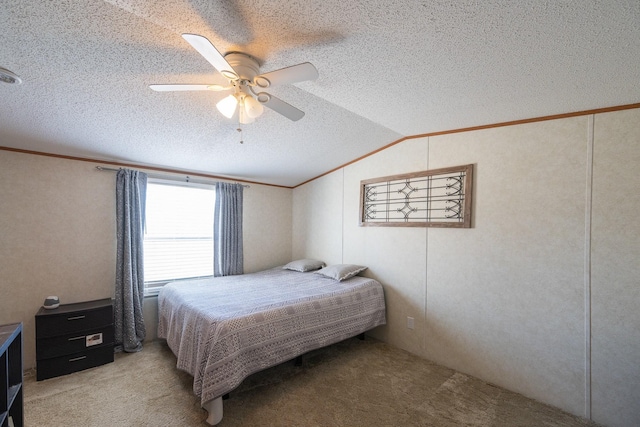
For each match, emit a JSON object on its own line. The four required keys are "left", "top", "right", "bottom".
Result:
{"left": 358, "top": 333, "right": 365, "bottom": 340}
{"left": 202, "top": 397, "right": 224, "bottom": 425}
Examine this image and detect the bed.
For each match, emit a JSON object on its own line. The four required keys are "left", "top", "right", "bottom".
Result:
{"left": 157, "top": 264, "right": 386, "bottom": 425}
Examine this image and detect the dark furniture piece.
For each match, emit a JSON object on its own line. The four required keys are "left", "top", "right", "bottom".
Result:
{"left": 35, "top": 298, "right": 114, "bottom": 381}
{"left": 0, "top": 323, "right": 23, "bottom": 427}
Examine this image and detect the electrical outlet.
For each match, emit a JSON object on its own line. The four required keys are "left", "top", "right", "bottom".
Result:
{"left": 407, "top": 316, "right": 415, "bottom": 330}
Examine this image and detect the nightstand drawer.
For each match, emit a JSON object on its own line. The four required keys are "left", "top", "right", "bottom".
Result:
{"left": 36, "top": 302, "right": 113, "bottom": 337}
{"left": 36, "top": 345, "right": 114, "bottom": 381}
{"left": 36, "top": 328, "right": 114, "bottom": 359}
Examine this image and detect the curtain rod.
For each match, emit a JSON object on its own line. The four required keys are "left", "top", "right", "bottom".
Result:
{"left": 95, "top": 166, "right": 250, "bottom": 187}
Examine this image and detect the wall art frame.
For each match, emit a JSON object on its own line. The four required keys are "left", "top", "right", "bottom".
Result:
{"left": 359, "top": 164, "right": 473, "bottom": 228}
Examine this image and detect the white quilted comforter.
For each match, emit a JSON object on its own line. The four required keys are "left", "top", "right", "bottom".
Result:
{"left": 157, "top": 267, "right": 386, "bottom": 405}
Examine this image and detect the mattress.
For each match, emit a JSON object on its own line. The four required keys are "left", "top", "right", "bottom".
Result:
{"left": 157, "top": 266, "right": 386, "bottom": 405}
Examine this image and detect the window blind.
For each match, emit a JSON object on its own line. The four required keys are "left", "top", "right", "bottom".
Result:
{"left": 143, "top": 180, "right": 215, "bottom": 285}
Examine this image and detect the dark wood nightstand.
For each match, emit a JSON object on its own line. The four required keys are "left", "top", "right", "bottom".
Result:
{"left": 35, "top": 298, "right": 114, "bottom": 381}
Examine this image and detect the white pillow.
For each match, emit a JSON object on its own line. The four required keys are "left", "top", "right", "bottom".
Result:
{"left": 282, "top": 259, "right": 326, "bottom": 272}
{"left": 315, "top": 264, "right": 368, "bottom": 281}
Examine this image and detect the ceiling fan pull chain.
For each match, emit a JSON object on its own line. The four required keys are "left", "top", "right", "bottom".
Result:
{"left": 237, "top": 125, "right": 243, "bottom": 144}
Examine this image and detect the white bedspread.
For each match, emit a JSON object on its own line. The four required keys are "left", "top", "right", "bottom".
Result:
{"left": 157, "top": 267, "right": 386, "bottom": 405}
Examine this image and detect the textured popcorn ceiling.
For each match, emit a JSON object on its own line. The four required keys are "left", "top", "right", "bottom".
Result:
{"left": 1, "top": 1, "right": 639, "bottom": 186}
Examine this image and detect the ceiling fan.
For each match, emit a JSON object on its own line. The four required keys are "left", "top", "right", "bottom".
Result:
{"left": 150, "top": 34, "right": 319, "bottom": 123}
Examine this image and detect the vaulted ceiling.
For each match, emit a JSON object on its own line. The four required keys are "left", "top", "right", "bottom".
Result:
{"left": 2, "top": 1, "right": 639, "bottom": 186}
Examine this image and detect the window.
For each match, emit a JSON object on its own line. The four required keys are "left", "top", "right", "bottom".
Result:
{"left": 143, "top": 179, "right": 215, "bottom": 294}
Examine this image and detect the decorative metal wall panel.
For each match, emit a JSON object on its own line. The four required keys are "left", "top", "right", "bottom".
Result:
{"left": 359, "top": 164, "right": 473, "bottom": 228}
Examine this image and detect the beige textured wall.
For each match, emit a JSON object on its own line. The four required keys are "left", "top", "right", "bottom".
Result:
{"left": 1, "top": 151, "right": 115, "bottom": 369}
{"left": 591, "top": 109, "right": 640, "bottom": 427}
{"left": 242, "top": 182, "right": 293, "bottom": 274}
{"left": 342, "top": 138, "right": 429, "bottom": 356}
{"left": 291, "top": 109, "right": 640, "bottom": 427}
{"left": 425, "top": 117, "right": 589, "bottom": 416}
{"left": 292, "top": 170, "right": 344, "bottom": 265}
{"left": 0, "top": 150, "right": 293, "bottom": 368}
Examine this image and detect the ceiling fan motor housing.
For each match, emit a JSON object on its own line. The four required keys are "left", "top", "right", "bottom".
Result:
{"left": 224, "top": 52, "right": 260, "bottom": 81}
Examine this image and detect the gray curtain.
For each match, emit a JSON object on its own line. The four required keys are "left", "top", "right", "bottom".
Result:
{"left": 115, "top": 169, "right": 147, "bottom": 352}
{"left": 214, "top": 182, "right": 244, "bottom": 276}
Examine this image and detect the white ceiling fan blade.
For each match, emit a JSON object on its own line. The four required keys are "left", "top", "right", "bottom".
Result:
{"left": 257, "top": 92, "right": 305, "bottom": 121}
{"left": 150, "top": 84, "right": 230, "bottom": 92}
{"left": 182, "top": 34, "right": 238, "bottom": 79}
{"left": 254, "top": 62, "right": 318, "bottom": 88}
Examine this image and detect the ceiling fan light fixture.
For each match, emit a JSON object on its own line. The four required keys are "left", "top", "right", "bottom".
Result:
{"left": 239, "top": 112, "right": 255, "bottom": 124}
{"left": 244, "top": 95, "right": 264, "bottom": 118}
{"left": 238, "top": 99, "right": 254, "bottom": 124}
{"left": 216, "top": 94, "right": 238, "bottom": 118}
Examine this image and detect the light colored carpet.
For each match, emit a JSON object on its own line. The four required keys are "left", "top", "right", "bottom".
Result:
{"left": 24, "top": 338, "right": 600, "bottom": 426}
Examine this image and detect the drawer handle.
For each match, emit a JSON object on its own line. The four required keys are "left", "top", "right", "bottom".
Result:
{"left": 69, "top": 356, "right": 87, "bottom": 362}
{"left": 68, "top": 336, "right": 85, "bottom": 341}
{"left": 67, "top": 315, "right": 86, "bottom": 321}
